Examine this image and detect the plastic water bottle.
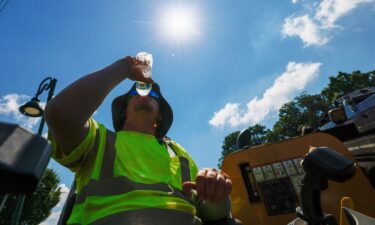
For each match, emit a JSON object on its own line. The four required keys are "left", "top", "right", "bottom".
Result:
{"left": 135, "top": 52, "right": 153, "bottom": 96}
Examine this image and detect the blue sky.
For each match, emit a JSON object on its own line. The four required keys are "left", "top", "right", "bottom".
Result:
{"left": 1, "top": 0, "right": 375, "bottom": 224}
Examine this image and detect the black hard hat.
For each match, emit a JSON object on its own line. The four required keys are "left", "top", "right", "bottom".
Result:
{"left": 111, "top": 82, "right": 173, "bottom": 137}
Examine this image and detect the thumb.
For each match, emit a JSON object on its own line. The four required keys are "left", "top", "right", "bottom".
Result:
{"left": 182, "top": 182, "right": 197, "bottom": 195}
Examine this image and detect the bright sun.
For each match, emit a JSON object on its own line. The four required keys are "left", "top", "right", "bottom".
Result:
{"left": 159, "top": 7, "right": 201, "bottom": 43}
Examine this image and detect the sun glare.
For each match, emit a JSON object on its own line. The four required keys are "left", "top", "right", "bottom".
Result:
{"left": 159, "top": 7, "right": 201, "bottom": 43}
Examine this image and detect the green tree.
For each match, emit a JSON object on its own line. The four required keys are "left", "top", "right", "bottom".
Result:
{"left": 218, "top": 69, "right": 375, "bottom": 167}
{"left": 248, "top": 124, "right": 270, "bottom": 146}
{"left": 0, "top": 168, "right": 61, "bottom": 225}
{"left": 269, "top": 93, "right": 329, "bottom": 141}
{"left": 218, "top": 124, "right": 270, "bottom": 168}
{"left": 218, "top": 131, "right": 240, "bottom": 168}
{"left": 321, "top": 70, "right": 375, "bottom": 105}
{"left": 268, "top": 70, "right": 375, "bottom": 141}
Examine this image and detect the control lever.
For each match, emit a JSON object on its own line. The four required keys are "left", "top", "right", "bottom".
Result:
{"left": 296, "top": 147, "right": 356, "bottom": 225}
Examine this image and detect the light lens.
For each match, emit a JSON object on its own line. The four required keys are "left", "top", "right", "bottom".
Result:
{"left": 24, "top": 107, "right": 41, "bottom": 116}
{"left": 329, "top": 108, "right": 347, "bottom": 124}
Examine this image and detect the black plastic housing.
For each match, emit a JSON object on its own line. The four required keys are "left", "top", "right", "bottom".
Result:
{"left": 302, "top": 147, "right": 356, "bottom": 182}
{"left": 0, "top": 121, "right": 51, "bottom": 194}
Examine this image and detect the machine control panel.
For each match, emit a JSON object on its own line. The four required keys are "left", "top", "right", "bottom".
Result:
{"left": 241, "top": 157, "right": 305, "bottom": 216}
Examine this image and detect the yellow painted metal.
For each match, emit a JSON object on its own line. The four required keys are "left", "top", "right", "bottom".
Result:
{"left": 222, "top": 132, "right": 375, "bottom": 225}
{"left": 340, "top": 197, "right": 355, "bottom": 225}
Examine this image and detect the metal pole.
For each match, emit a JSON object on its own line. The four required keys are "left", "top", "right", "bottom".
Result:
{"left": 11, "top": 77, "right": 57, "bottom": 225}
{"left": 37, "top": 116, "right": 46, "bottom": 137}
{"left": 0, "top": 195, "right": 9, "bottom": 213}
{"left": 36, "top": 78, "right": 56, "bottom": 138}
{"left": 11, "top": 195, "right": 25, "bottom": 225}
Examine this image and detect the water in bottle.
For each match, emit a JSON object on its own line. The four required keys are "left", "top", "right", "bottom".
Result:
{"left": 135, "top": 52, "right": 153, "bottom": 96}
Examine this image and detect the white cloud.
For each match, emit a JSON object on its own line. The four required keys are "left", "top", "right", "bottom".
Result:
{"left": 0, "top": 94, "right": 45, "bottom": 131}
{"left": 209, "top": 62, "right": 322, "bottom": 128}
{"left": 316, "top": 0, "right": 373, "bottom": 28}
{"left": 208, "top": 103, "right": 241, "bottom": 128}
{"left": 282, "top": 14, "right": 329, "bottom": 46}
{"left": 292, "top": 0, "right": 299, "bottom": 4}
{"left": 40, "top": 183, "right": 70, "bottom": 225}
{"left": 39, "top": 211, "right": 61, "bottom": 225}
{"left": 56, "top": 183, "right": 70, "bottom": 208}
{"left": 283, "top": 0, "right": 374, "bottom": 46}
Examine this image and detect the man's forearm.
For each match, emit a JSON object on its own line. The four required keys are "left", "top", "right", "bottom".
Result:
{"left": 47, "top": 59, "right": 128, "bottom": 124}
{"left": 45, "top": 58, "right": 130, "bottom": 151}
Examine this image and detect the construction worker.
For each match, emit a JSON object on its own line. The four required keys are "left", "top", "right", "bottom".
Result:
{"left": 45, "top": 56, "right": 242, "bottom": 225}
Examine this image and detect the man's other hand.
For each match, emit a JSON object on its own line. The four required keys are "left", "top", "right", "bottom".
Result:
{"left": 183, "top": 168, "right": 232, "bottom": 204}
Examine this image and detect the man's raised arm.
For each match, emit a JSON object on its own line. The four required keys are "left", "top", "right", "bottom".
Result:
{"left": 44, "top": 56, "right": 152, "bottom": 154}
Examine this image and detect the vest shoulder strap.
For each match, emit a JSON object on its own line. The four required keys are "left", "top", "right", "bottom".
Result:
{"left": 165, "top": 142, "right": 177, "bottom": 157}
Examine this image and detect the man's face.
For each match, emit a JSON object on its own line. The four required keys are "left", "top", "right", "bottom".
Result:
{"left": 125, "top": 92, "right": 160, "bottom": 123}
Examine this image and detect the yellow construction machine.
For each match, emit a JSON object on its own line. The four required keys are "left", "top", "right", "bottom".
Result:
{"left": 222, "top": 88, "right": 375, "bottom": 225}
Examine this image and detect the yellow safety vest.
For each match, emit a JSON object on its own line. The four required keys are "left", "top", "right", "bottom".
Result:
{"left": 50, "top": 119, "right": 200, "bottom": 225}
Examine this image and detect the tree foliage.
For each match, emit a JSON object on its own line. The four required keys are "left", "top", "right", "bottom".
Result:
{"left": 0, "top": 168, "right": 61, "bottom": 225}
{"left": 218, "top": 124, "right": 269, "bottom": 168}
{"left": 248, "top": 124, "right": 270, "bottom": 146}
{"left": 322, "top": 70, "right": 375, "bottom": 106}
{"left": 218, "top": 70, "right": 375, "bottom": 166}
{"left": 218, "top": 131, "right": 240, "bottom": 168}
{"left": 269, "top": 93, "right": 329, "bottom": 141}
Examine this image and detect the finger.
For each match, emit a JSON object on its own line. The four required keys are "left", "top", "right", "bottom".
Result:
{"left": 131, "top": 66, "right": 143, "bottom": 79}
{"left": 133, "top": 58, "right": 143, "bottom": 65}
{"left": 223, "top": 178, "right": 233, "bottom": 199}
{"left": 205, "top": 170, "right": 218, "bottom": 202}
{"left": 130, "top": 69, "right": 149, "bottom": 82}
{"left": 213, "top": 174, "right": 226, "bottom": 203}
{"left": 130, "top": 66, "right": 154, "bottom": 84}
{"left": 182, "top": 182, "right": 196, "bottom": 195}
{"left": 196, "top": 169, "right": 208, "bottom": 201}
{"left": 220, "top": 171, "right": 230, "bottom": 179}
{"left": 219, "top": 170, "right": 232, "bottom": 195}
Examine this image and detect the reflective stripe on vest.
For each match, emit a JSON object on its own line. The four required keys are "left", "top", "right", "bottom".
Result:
{"left": 179, "top": 156, "right": 191, "bottom": 183}
{"left": 68, "top": 124, "right": 197, "bottom": 225}
{"left": 68, "top": 190, "right": 197, "bottom": 225}
{"left": 75, "top": 176, "right": 173, "bottom": 204}
{"left": 70, "top": 208, "right": 202, "bottom": 225}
